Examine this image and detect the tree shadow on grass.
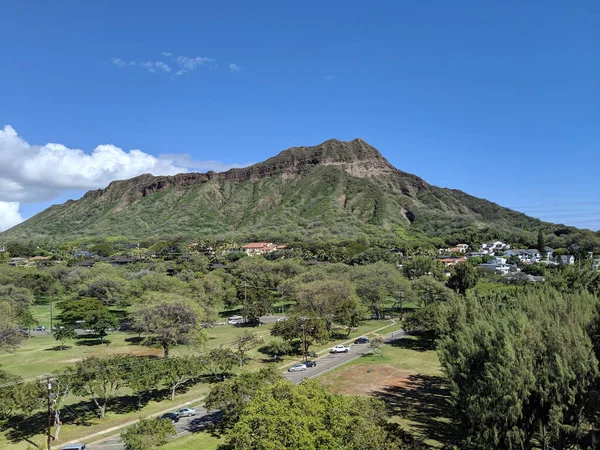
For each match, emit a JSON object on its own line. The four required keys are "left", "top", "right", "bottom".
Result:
{"left": 44, "top": 345, "right": 72, "bottom": 351}
{"left": 373, "top": 374, "right": 462, "bottom": 447}
{"left": 124, "top": 336, "right": 144, "bottom": 345}
{"left": 389, "top": 333, "right": 434, "bottom": 352}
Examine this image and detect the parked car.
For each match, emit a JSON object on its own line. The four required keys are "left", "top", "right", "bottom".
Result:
{"left": 330, "top": 344, "right": 350, "bottom": 354}
{"left": 305, "top": 360, "right": 317, "bottom": 368}
{"left": 61, "top": 444, "right": 86, "bottom": 450}
{"left": 288, "top": 363, "right": 307, "bottom": 372}
{"left": 228, "top": 319, "right": 240, "bottom": 325}
{"left": 354, "top": 336, "right": 370, "bottom": 344}
{"left": 176, "top": 407, "right": 196, "bottom": 417}
{"left": 159, "top": 412, "right": 180, "bottom": 423}
{"left": 228, "top": 315, "right": 243, "bottom": 321}
{"left": 33, "top": 326, "right": 46, "bottom": 332}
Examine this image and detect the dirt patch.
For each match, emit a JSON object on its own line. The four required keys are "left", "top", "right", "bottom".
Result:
{"left": 321, "top": 364, "right": 418, "bottom": 396}
{"left": 59, "top": 358, "right": 83, "bottom": 364}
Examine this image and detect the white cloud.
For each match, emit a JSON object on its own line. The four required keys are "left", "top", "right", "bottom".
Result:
{"left": 159, "top": 153, "right": 253, "bottom": 173}
{"left": 176, "top": 56, "right": 215, "bottom": 70}
{"left": 155, "top": 61, "right": 171, "bottom": 73}
{"left": 229, "top": 63, "right": 240, "bottom": 72}
{"left": 0, "top": 202, "right": 24, "bottom": 232}
{"left": 0, "top": 126, "right": 251, "bottom": 228}
{"left": 111, "top": 58, "right": 127, "bottom": 67}
{"left": 324, "top": 75, "right": 336, "bottom": 80}
{"left": 162, "top": 52, "right": 172, "bottom": 57}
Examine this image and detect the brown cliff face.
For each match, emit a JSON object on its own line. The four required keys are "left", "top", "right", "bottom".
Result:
{"left": 82, "top": 138, "right": 428, "bottom": 204}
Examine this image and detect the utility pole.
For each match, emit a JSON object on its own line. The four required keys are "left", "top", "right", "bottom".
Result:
{"left": 46, "top": 376, "right": 52, "bottom": 450}
{"left": 49, "top": 299, "right": 53, "bottom": 335}
{"left": 301, "top": 323, "right": 307, "bottom": 362}
{"left": 243, "top": 283, "right": 247, "bottom": 323}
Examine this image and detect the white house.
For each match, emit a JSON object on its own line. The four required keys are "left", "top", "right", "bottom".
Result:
{"left": 479, "top": 258, "right": 510, "bottom": 275}
{"left": 480, "top": 241, "right": 510, "bottom": 255}
{"left": 592, "top": 259, "right": 600, "bottom": 271}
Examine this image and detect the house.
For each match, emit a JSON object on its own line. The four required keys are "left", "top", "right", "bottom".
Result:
{"left": 456, "top": 244, "right": 469, "bottom": 253}
{"left": 556, "top": 255, "right": 576, "bottom": 265}
{"left": 480, "top": 241, "right": 510, "bottom": 255}
{"left": 478, "top": 257, "right": 510, "bottom": 275}
{"left": 592, "top": 259, "right": 600, "bottom": 271}
{"left": 544, "top": 247, "right": 554, "bottom": 261}
{"left": 241, "top": 242, "right": 279, "bottom": 256}
{"left": 7, "top": 257, "right": 28, "bottom": 267}
{"left": 28, "top": 256, "right": 52, "bottom": 267}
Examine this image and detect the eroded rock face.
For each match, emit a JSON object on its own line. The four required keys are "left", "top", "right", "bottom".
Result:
{"left": 82, "top": 138, "right": 428, "bottom": 203}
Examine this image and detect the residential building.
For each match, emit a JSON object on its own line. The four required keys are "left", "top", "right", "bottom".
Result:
{"left": 556, "top": 255, "right": 576, "bottom": 265}
{"left": 241, "top": 242, "right": 279, "bottom": 256}
{"left": 591, "top": 259, "right": 600, "bottom": 271}
{"left": 480, "top": 241, "right": 510, "bottom": 255}
{"left": 478, "top": 257, "right": 510, "bottom": 275}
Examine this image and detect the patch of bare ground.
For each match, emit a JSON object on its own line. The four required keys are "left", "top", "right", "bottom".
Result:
{"left": 321, "top": 364, "right": 418, "bottom": 396}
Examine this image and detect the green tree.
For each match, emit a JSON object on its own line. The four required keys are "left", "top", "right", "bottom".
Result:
{"left": 231, "top": 330, "right": 264, "bottom": 363}
{"left": 85, "top": 307, "right": 118, "bottom": 343}
{"left": 133, "top": 294, "right": 205, "bottom": 357}
{"left": 0, "top": 303, "right": 23, "bottom": 352}
{"left": 438, "top": 288, "right": 598, "bottom": 449}
{"left": 124, "top": 358, "right": 163, "bottom": 407}
{"left": 121, "top": 417, "right": 175, "bottom": 450}
{"left": 537, "top": 230, "right": 546, "bottom": 254}
{"left": 227, "top": 379, "right": 424, "bottom": 449}
{"left": 447, "top": 262, "right": 478, "bottom": 296}
{"left": 54, "top": 327, "right": 76, "bottom": 349}
{"left": 369, "top": 335, "right": 385, "bottom": 357}
{"left": 73, "top": 356, "right": 129, "bottom": 419}
{"left": 203, "top": 346, "right": 238, "bottom": 381}
{"left": 204, "top": 367, "right": 282, "bottom": 429}
{"left": 402, "top": 256, "right": 445, "bottom": 281}
{"left": 161, "top": 356, "right": 204, "bottom": 401}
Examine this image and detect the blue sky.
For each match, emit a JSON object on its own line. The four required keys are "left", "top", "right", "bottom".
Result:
{"left": 0, "top": 0, "right": 598, "bottom": 231}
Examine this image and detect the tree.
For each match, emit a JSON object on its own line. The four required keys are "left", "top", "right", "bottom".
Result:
{"left": 411, "top": 277, "right": 454, "bottom": 307}
{"left": 271, "top": 316, "right": 328, "bottom": 358}
{"left": 51, "top": 368, "right": 77, "bottom": 440}
{"left": 133, "top": 295, "right": 205, "bottom": 357}
{"left": 231, "top": 330, "right": 264, "bottom": 363}
{"left": 121, "top": 417, "right": 175, "bottom": 450}
{"left": 203, "top": 346, "right": 238, "bottom": 381}
{"left": 0, "top": 303, "right": 23, "bottom": 353}
{"left": 369, "top": 336, "right": 385, "bottom": 357}
{"left": 125, "top": 358, "right": 163, "bottom": 407}
{"left": 447, "top": 262, "right": 478, "bottom": 296}
{"left": 204, "top": 367, "right": 282, "bottom": 429}
{"left": 226, "top": 379, "right": 425, "bottom": 449}
{"left": 160, "top": 356, "right": 203, "bottom": 401}
{"left": 73, "top": 356, "right": 129, "bottom": 419}
{"left": 54, "top": 327, "right": 76, "bottom": 350}
{"left": 85, "top": 307, "right": 118, "bottom": 343}
{"left": 438, "top": 288, "right": 598, "bottom": 449}
{"left": 537, "top": 229, "right": 546, "bottom": 254}
{"left": 402, "top": 256, "right": 445, "bottom": 281}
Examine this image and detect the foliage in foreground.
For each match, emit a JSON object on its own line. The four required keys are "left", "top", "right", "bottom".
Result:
{"left": 219, "top": 379, "right": 425, "bottom": 450}
{"left": 122, "top": 417, "right": 176, "bottom": 450}
{"left": 438, "top": 288, "right": 599, "bottom": 449}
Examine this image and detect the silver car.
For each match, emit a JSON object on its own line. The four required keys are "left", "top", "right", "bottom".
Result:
{"left": 288, "top": 363, "right": 307, "bottom": 372}
{"left": 176, "top": 407, "right": 196, "bottom": 417}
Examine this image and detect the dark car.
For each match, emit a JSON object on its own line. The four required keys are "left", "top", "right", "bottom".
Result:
{"left": 159, "top": 412, "right": 180, "bottom": 423}
{"left": 305, "top": 361, "right": 317, "bottom": 368}
{"left": 354, "top": 336, "right": 370, "bottom": 344}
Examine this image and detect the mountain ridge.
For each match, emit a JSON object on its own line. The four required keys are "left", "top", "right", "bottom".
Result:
{"left": 2, "top": 138, "right": 596, "bottom": 249}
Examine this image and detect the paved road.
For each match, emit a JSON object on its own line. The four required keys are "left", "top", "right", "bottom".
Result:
{"left": 86, "top": 329, "right": 404, "bottom": 450}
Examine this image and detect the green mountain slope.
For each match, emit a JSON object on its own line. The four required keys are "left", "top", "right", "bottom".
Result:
{"left": 1, "top": 138, "right": 597, "bottom": 248}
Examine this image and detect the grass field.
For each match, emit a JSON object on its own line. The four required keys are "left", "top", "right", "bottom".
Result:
{"left": 318, "top": 334, "right": 456, "bottom": 448}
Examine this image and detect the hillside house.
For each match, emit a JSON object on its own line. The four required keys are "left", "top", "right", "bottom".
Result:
{"left": 480, "top": 241, "right": 510, "bottom": 255}
{"left": 478, "top": 257, "right": 510, "bottom": 275}
{"left": 592, "top": 259, "right": 600, "bottom": 271}
{"left": 556, "top": 255, "right": 576, "bottom": 265}
{"left": 241, "top": 242, "right": 280, "bottom": 256}
{"left": 544, "top": 247, "right": 554, "bottom": 260}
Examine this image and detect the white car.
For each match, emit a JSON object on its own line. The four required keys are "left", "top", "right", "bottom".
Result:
{"left": 176, "top": 407, "right": 196, "bottom": 417}
{"left": 288, "top": 363, "right": 307, "bottom": 372}
{"left": 228, "top": 319, "right": 240, "bottom": 325}
{"left": 228, "top": 315, "right": 243, "bottom": 321}
{"left": 330, "top": 345, "right": 350, "bottom": 354}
